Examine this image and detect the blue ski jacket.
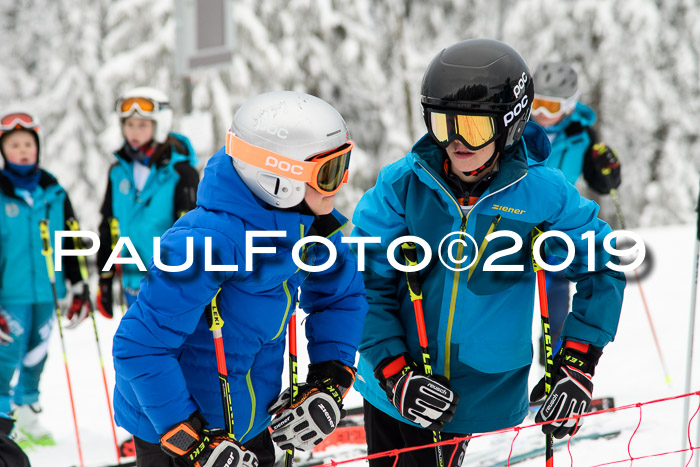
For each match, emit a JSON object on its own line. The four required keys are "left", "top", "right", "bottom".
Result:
{"left": 112, "top": 148, "right": 368, "bottom": 444}
{"left": 542, "top": 103, "right": 596, "bottom": 185}
{"left": 351, "top": 122, "right": 626, "bottom": 434}
{"left": 0, "top": 170, "right": 81, "bottom": 304}
{"left": 97, "top": 133, "right": 199, "bottom": 292}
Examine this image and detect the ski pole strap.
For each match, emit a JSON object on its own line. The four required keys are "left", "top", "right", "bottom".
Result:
{"left": 39, "top": 219, "right": 56, "bottom": 283}
{"left": 400, "top": 242, "right": 423, "bottom": 301}
{"left": 108, "top": 217, "right": 120, "bottom": 250}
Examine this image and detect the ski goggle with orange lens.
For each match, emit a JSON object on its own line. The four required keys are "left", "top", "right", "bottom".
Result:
{"left": 225, "top": 131, "right": 353, "bottom": 195}
{"left": 532, "top": 92, "right": 579, "bottom": 118}
{"left": 0, "top": 112, "right": 39, "bottom": 136}
{"left": 116, "top": 97, "right": 169, "bottom": 118}
{"left": 426, "top": 110, "right": 497, "bottom": 150}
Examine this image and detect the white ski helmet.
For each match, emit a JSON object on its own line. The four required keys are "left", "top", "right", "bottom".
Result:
{"left": 226, "top": 91, "right": 353, "bottom": 209}
{"left": 116, "top": 86, "right": 173, "bottom": 144}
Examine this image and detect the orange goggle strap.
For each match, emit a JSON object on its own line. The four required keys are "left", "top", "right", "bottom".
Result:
{"left": 225, "top": 131, "right": 353, "bottom": 194}
{"left": 161, "top": 421, "right": 202, "bottom": 457}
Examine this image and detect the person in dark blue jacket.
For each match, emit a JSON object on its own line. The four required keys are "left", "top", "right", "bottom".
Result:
{"left": 0, "top": 111, "right": 89, "bottom": 446}
{"left": 112, "top": 91, "right": 368, "bottom": 467}
{"left": 532, "top": 62, "right": 622, "bottom": 359}
{"left": 352, "top": 40, "right": 626, "bottom": 466}
{"left": 96, "top": 87, "right": 200, "bottom": 318}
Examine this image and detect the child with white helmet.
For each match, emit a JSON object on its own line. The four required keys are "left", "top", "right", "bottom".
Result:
{"left": 96, "top": 87, "right": 200, "bottom": 317}
{"left": 111, "top": 91, "right": 367, "bottom": 466}
{"left": 531, "top": 61, "right": 623, "bottom": 360}
{"left": 0, "top": 111, "right": 89, "bottom": 446}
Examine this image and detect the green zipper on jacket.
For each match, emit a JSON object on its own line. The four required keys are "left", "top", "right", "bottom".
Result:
{"left": 416, "top": 161, "right": 527, "bottom": 379}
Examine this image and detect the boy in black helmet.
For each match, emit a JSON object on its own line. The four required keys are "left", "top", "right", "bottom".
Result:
{"left": 351, "top": 39, "right": 626, "bottom": 466}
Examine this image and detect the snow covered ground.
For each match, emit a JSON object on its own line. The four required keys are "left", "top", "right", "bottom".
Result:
{"left": 25, "top": 222, "right": 700, "bottom": 466}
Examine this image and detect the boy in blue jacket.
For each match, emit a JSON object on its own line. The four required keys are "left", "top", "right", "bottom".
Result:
{"left": 532, "top": 61, "right": 622, "bottom": 358}
{"left": 0, "top": 111, "right": 89, "bottom": 445}
{"left": 352, "top": 40, "right": 626, "bottom": 466}
{"left": 112, "top": 91, "right": 368, "bottom": 467}
{"left": 96, "top": 87, "right": 200, "bottom": 317}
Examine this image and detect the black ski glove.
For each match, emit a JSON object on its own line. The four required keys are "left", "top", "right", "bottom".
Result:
{"left": 160, "top": 411, "right": 258, "bottom": 467}
{"left": 584, "top": 142, "right": 621, "bottom": 194}
{"left": 375, "top": 354, "right": 459, "bottom": 431}
{"left": 96, "top": 274, "right": 114, "bottom": 319}
{"left": 268, "top": 360, "right": 355, "bottom": 451}
{"left": 530, "top": 340, "right": 603, "bottom": 438}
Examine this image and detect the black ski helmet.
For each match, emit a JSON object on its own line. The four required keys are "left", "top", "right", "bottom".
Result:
{"left": 421, "top": 38, "right": 534, "bottom": 150}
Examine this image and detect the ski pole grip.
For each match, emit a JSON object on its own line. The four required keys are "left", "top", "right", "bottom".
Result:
{"left": 400, "top": 242, "right": 423, "bottom": 301}
{"left": 205, "top": 289, "right": 224, "bottom": 331}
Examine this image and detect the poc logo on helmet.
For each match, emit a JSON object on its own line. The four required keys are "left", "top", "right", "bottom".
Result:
{"left": 512, "top": 71, "right": 528, "bottom": 99}
{"left": 265, "top": 155, "right": 303, "bottom": 175}
{"left": 503, "top": 94, "right": 529, "bottom": 127}
{"left": 252, "top": 116, "right": 289, "bottom": 139}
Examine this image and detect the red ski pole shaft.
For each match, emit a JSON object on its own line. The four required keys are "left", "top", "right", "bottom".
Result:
{"left": 40, "top": 219, "right": 84, "bottom": 467}
{"left": 67, "top": 219, "right": 121, "bottom": 464}
{"left": 532, "top": 226, "right": 554, "bottom": 467}
{"left": 285, "top": 311, "right": 298, "bottom": 467}
{"left": 401, "top": 242, "right": 444, "bottom": 467}
{"left": 207, "top": 289, "right": 234, "bottom": 436}
{"left": 610, "top": 189, "right": 671, "bottom": 384}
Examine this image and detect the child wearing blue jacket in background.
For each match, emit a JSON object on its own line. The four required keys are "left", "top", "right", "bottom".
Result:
{"left": 531, "top": 61, "right": 622, "bottom": 359}
{"left": 112, "top": 91, "right": 368, "bottom": 467}
{"left": 0, "top": 111, "right": 89, "bottom": 446}
{"left": 96, "top": 87, "right": 199, "bottom": 318}
{"left": 352, "top": 40, "right": 626, "bottom": 467}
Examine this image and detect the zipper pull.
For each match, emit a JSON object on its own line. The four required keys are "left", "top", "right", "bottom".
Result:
{"left": 460, "top": 215, "right": 467, "bottom": 232}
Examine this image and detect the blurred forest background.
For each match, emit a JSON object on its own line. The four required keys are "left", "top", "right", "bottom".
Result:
{"left": 1, "top": 0, "right": 699, "bottom": 231}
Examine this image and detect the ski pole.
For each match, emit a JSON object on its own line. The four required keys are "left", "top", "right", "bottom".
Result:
{"left": 532, "top": 226, "right": 554, "bottom": 467}
{"left": 39, "top": 219, "right": 84, "bottom": 467}
{"left": 610, "top": 188, "right": 671, "bottom": 384}
{"left": 681, "top": 179, "right": 700, "bottom": 467}
{"left": 66, "top": 218, "right": 121, "bottom": 464}
{"left": 206, "top": 289, "right": 234, "bottom": 436}
{"left": 108, "top": 217, "right": 127, "bottom": 316}
{"left": 400, "top": 242, "right": 445, "bottom": 467}
{"left": 285, "top": 310, "right": 298, "bottom": 467}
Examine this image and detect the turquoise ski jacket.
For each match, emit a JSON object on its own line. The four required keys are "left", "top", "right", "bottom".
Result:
{"left": 0, "top": 170, "right": 80, "bottom": 304}
{"left": 352, "top": 122, "right": 626, "bottom": 434}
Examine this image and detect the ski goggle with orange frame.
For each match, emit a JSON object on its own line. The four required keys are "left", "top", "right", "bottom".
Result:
{"left": 0, "top": 112, "right": 40, "bottom": 137}
{"left": 532, "top": 91, "right": 580, "bottom": 118}
{"left": 426, "top": 109, "right": 498, "bottom": 150}
{"left": 116, "top": 96, "right": 169, "bottom": 119}
{"left": 225, "top": 131, "right": 353, "bottom": 195}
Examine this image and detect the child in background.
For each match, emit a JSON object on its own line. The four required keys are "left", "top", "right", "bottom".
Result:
{"left": 96, "top": 87, "right": 199, "bottom": 317}
{"left": 0, "top": 111, "right": 89, "bottom": 446}
{"left": 531, "top": 61, "right": 622, "bottom": 358}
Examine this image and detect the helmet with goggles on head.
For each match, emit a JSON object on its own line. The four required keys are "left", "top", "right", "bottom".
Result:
{"left": 532, "top": 61, "right": 581, "bottom": 119}
{"left": 0, "top": 111, "right": 42, "bottom": 163}
{"left": 115, "top": 86, "right": 173, "bottom": 144}
{"left": 225, "top": 91, "right": 353, "bottom": 209}
{"left": 421, "top": 38, "right": 534, "bottom": 164}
